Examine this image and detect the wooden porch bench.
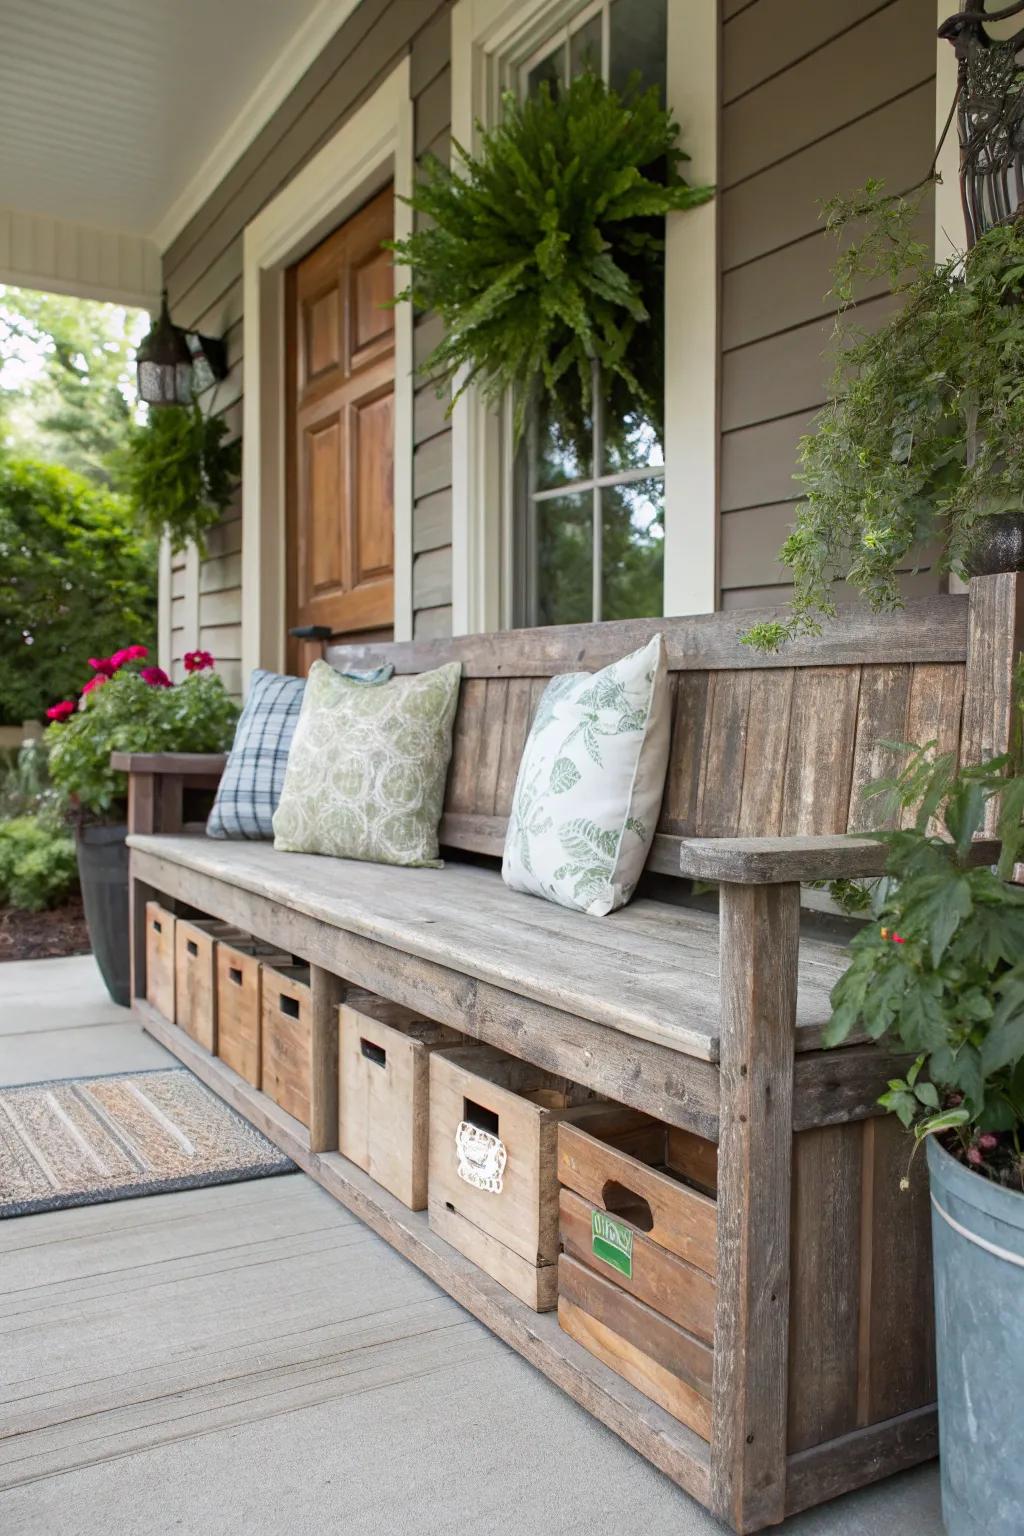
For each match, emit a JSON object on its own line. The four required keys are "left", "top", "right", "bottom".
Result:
{"left": 123, "top": 574, "right": 1022, "bottom": 1534}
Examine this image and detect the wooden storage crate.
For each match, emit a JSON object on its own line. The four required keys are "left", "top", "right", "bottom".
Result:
{"left": 557, "top": 1117, "right": 718, "bottom": 1441}
{"left": 261, "top": 963, "right": 312, "bottom": 1125}
{"left": 174, "top": 917, "right": 251, "bottom": 1051}
{"left": 144, "top": 901, "right": 176, "bottom": 1020}
{"left": 428, "top": 1048, "right": 643, "bottom": 1310}
{"left": 338, "top": 991, "right": 465, "bottom": 1209}
{"left": 216, "top": 939, "right": 292, "bottom": 1086}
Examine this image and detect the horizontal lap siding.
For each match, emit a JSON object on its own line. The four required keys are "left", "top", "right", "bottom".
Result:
{"left": 717, "top": 0, "right": 938, "bottom": 605}
{"left": 161, "top": 0, "right": 453, "bottom": 692}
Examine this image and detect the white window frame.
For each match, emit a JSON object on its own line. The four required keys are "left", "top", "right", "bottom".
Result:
{"left": 450, "top": 0, "right": 719, "bottom": 634}
{"left": 240, "top": 57, "right": 414, "bottom": 685}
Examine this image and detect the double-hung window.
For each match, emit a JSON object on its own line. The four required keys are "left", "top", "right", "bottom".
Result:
{"left": 513, "top": 0, "right": 668, "bottom": 628}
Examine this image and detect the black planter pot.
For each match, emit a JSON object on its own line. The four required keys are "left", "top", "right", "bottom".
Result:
{"left": 964, "top": 510, "right": 1024, "bottom": 577}
{"left": 76, "top": 823, "right": 130, "bottom": 1007}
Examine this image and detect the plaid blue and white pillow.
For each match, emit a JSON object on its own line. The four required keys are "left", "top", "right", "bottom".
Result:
{"left": 206, "top": 670, "right": 305, "bottom": 840}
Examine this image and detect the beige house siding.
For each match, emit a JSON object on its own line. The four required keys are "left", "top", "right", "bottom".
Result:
{"left": 717, "top": 0, "right": 939, "bottom": 609}
{"left": 161, "top": 0, "right": 453, "bottom": 692}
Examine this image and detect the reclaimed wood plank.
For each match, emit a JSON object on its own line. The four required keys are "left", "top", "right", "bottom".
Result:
{"left": 325, "top": 596, "right": 968, "bottom": 679}
{"left": 711, "top": 881, "right": 799, "bottom": 1531}
{"left": 781, "top": 667, "right": 862, "bottom": 835}
{"left": 787, "top": 1126, "right": 862, "bottom": 1452}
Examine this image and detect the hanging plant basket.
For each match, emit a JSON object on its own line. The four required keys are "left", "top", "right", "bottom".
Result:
{"left": 390, "top": 72, "right": 713, "bottom": 448}
{"left": 124, "top": 401, "right": 241, "bottom": 555}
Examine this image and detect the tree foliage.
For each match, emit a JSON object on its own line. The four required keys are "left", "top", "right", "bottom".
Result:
{"left": 391, "top": 71, "right": 713, "bottom": 448}
{"left": 0, "top": 285, "right": 146, "bottom": 490}
{"left": 744, "top": 182, "right": 1024, "bottom": 653}
{"left": 0, "top": 455, "right": 155, "bottom": 724}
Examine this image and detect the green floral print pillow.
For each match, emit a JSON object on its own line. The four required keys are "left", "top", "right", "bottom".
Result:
{"left": 502, "top": 635, "right": 670, "bottom": 915}
{"left": 272, "top": 659, "right": 462, "bottom": 868}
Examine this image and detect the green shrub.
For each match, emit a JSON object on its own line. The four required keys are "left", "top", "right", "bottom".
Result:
{"left": 0, "top": 816, "right": 77, "bottom": 911}
{"left": 0, "top": 454, "right": 155, "bottom": 725}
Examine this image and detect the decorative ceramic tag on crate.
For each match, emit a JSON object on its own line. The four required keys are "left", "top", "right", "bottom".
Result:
{"left": 455, "top": 1120, "right": 507, "bottom": 1194}
{"left": 592, "top": 1208, "right": 634, "bottom": 1279}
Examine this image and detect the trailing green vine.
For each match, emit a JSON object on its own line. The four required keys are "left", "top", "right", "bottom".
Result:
{"left": 743, "top": 180, "right": 1024, "bottom": 653}
{"left": 123, "top": 402, "right": 240, "bottom": 555}
{"left": 390, "top": 71, "right": 713, "bottom": 449}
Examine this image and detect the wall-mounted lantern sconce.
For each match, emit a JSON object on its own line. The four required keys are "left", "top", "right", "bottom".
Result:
{"left": 136, "top": 289, "right": 229, "bottom": 406}
{"left": 939, "top": 0, "right": 1024, "bottom": 248}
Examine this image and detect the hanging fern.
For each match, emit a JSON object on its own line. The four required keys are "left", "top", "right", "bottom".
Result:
{"left": 124, "top": 403, "right": 240, "bottom": 555}
{"left": 390, "top": 72, "right": 713, "bottom": 444}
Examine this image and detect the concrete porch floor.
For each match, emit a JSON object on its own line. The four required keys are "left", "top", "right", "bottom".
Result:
{"left": 0, "top": 955, "right": 944, "bottom": 1535}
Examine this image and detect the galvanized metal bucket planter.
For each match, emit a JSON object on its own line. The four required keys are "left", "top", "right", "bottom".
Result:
{"left": 76, "top": 823, "right": 130, "bottom": 1007}
{"left": 928, "top": 1136, "right": 1024, "bottom": 1534}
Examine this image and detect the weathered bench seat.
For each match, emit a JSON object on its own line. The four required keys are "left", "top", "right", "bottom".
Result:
{"left": 130, "top": 832, "right": 849, "bottom": 1061}
{"left": 124, "top": 576, "right": 1023, "bottom": 1534}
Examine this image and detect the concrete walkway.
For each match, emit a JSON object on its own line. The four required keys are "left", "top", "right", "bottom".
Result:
{"left": 0, "top": 955, "right": 944, "bottom": 1535}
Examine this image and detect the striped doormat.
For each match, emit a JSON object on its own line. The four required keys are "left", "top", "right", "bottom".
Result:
{"left": 0, "top": 1068, "right": 295, "bottom": 1218}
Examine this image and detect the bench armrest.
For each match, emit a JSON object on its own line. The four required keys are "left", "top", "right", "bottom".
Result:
{"left": 677, "top": 833, "right": 1001, "bottom": 885}
{"left": 111, "top": 752, "right": 227, "bottom": 835}
{"left": 110, "top": 752, "right": 228, "bottom": 776}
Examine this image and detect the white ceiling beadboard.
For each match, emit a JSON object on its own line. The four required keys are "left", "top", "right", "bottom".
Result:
{"left": 0, "top": 0, "right": 339, "bottom": 253}
{"left": 0, "top": 207, "right": 162, "bottom": 308}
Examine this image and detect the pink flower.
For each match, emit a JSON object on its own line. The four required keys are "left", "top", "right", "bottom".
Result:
{"left": 978, "top": 1133, "right": 999, "bottom": 1152}
{"left": 967, "top": 1147, "right": 984, "bottom": 1167}
{"left": 140, "top": 665, "right": 172, "bottom": 688}
{"left": 45, "top": 700, "right": 75, "bottom": 721}
{"left": 110, "top": 644, "right": 149, "bottom": 668}
{"left": 87, "top": 655, "right": 118, "bottom": 677}
{"left": 81, "top": 675, "right": 107, "bottom": 696}
{"left": 183, "top": 649, "right": 214, "bottom": 673}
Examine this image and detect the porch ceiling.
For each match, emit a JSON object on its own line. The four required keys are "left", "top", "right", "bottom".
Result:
{"left": 0, "top": 0, "right": 333, "bottom": 249}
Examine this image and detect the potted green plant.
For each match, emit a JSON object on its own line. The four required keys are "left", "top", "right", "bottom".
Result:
{"left": 44, "top": 647, "right": 238, "bottom": 1003}
{"left": 743, "top": 182, "right": 1024, "bottom": 654}
{"left": 825, "top": 742, "right": 1024, "bottom": 1535}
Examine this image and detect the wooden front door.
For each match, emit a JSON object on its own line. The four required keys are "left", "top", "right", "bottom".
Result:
{"left": 286, "top": 185, "right": 395, "bottom": 671}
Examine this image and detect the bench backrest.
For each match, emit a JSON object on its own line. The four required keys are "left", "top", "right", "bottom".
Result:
{"left": 326, "top": 577, "right": 1022, "bottom": 876}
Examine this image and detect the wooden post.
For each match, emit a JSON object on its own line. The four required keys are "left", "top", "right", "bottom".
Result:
{"left": 963, "top": 574, "right": 1024, "bottom": 832}
{"left": 711, "top": 881, "right": 800, "bottom": 1533}
{"left": 308, "top": 965, "right": 346, "bottom": 1153}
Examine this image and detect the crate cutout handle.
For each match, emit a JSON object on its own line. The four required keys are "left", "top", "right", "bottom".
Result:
{"left": 186, "top": 939, "right": 198, "bottom": 957}
{"left": 455, "top": 1114, "right": 506, "bottom": 1195}
{"left": 229, "top": 966, "right": 243, "bottom": 986}
{"left": 278, "top": 992, "right": 301, "bottom": 1019}
{"left": 601, "top": 1179, "right": 654, "bottom": 1233}
{"left": 360, "top": 1038, "right": 386, "bottom": 1068}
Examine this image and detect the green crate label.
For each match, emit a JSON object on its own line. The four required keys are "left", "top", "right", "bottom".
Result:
{"left": 591, "top": 1209, "right": 633, "bottom": 1280}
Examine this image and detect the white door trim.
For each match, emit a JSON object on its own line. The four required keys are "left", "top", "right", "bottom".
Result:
{"left": 241, "top": 56, "right": 414, "bottom": 686}
{"left": 449, "top": 0, "right": 719, "bottom": 634}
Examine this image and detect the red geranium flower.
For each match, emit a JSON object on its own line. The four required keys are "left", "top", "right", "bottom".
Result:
{"left": 45, "top": 700, "right": 75, "bottom": 721}
{"left": 81, "top": 675, "right": 107, "bottom": 696}
{"left": 110, "top": 644, "right": 149, "bottom": 667}
{"left": 183, "top": 649, "right": 214, "bottom": 673}
{"left": 87, "top": 656, "right": 118, "bottom": 677}
{"left": 140, "top": 665, "right": 172, "bottom": 688}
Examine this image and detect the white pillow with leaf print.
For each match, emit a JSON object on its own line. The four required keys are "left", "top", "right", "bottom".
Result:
{"left": 502, "top": 634, "right": 670, "bottom": 916}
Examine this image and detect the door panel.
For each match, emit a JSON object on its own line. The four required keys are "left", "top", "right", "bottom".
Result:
{"left": 287, "top": 184, "right": 395, "bottom": 669}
